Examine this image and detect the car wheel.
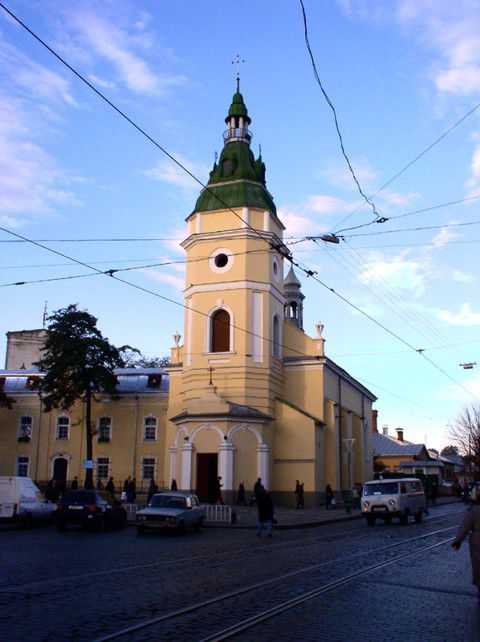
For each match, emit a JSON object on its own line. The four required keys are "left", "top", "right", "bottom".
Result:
{"left": 177, "top": 521, "right": 186, "bottom": 535}
{"left": 414, "top": 511, "right": 423, "bottom": 524}
{"left": 57, "top": 520, "right": 67, "bottom": 532}
{"left": 399, "top": 512, "right": 409, "bottom": 525}
{"left": 367, "top": 515, "right": 375, "bottom": 527}
{"left": 194, "top": 517, "right": 204, "bottom": 532}
{"left": 137, "top": 525, "right": 145, "bottom": 536}
{"left": 384, "top": 516, "right": 392, "bottom": 525}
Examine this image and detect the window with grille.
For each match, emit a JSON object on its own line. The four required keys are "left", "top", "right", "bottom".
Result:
{"left": 19, "top": 416, "right": 33, "bottom": 441}
{"left": 56, "top": 416, "right": 69, "bottom": 440}
{"left": 98, "top": 417, "right": 111, "bottom": 442}
{"left": 143, "top": 417, "right": 157, "bottom": 441}
{"left": 97, "top": 457, "right": 110, "bottom": 479}
{"left": 17, "top": 456, "right": 29, "bottom": 477}
{"left": 211, "top": 309, "right": 230, "bottom": 352}
{"left": 142, "top": 458, "right": 155, "bottom": 480}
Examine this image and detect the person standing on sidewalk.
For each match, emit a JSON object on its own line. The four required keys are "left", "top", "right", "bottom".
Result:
{"left": 295, "top": 480, "right": 305, "bottom": 509}
{"left": 452, "top": 488, "right": 480, "bottom": 597}
{"left": 325, "top": 484, "right": 334, "bottom": 509}
{"left": 256, "top": 487, "right": 274, "bottom": 537}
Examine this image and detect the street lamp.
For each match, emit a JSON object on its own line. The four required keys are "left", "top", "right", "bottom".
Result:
{"left": 343, "top": 438, "right": 355, "bottom": 514}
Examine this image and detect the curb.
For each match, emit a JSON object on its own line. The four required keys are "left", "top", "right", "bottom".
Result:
{"left": 204, "top": 498, "right": 463, "bottom": 530}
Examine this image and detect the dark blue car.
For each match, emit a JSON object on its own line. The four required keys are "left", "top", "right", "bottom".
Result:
{"left": 56, "top": 490, "right": 126, "bottom": 531}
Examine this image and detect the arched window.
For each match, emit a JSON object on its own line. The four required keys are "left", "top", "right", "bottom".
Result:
{"left": 211, "top": 309, "right": 231, "bottom": 352}
{"left": 290, "top": 302, "right": 298, "bottom": 319}
{"left": 273, "top": 315, "right": 281, "bottom": 358}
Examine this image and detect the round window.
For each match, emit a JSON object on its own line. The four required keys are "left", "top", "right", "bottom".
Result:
{"left": 214, "top": 253, "right": 229, "bottom": 268}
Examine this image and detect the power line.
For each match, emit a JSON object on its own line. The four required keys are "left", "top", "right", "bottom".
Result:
{"left": 299, "top": 0, "right": 380, "bottom": 222}
{"left": 330, "top": 103, "right": 480, "bottom": 233}
{"left": 344, "top": 219, "right": 480, "bottom": 238}
{"left": 2, "top": 2, "right": 477, "bottom": 403}
{"left": 335, "top": 192, "right": 480, "bottom": 235}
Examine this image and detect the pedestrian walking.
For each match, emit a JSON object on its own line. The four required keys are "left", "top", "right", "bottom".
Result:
{"left": 96, "top": 479, "right": 104, "bottom": 490}
{"left": 237, "top": 482, "right": 247, "bottom": 506}
{"left": 452, "top": 488, "right": 480, "bottom": 597}
{"left": 148, "top": 478, "right": 159, "bottom": 502}
{"left": 256, "top": 488, "right": 274, "bottom": 537}
{"left": 71, "top": 476, "right": 79, "bottom": 491}
{"left": 45, "top": 478, "right": 57, "bottom": 502}
{"left": 171, "top": 479, "right": 178, "bottom": 491}
{"left": 295, "top": 480, "right": 305, "bottom": 509}
{"left": 123, "top": 476, "right": 132, "bottom": 501}
{"left": 352, "top": 484, "right": 362, "bottom": 509}
{"left": 106, "top": 476, "right": 115, "bottom": 498}
{"left": 325, "top": 484, "right": 334, "bottom": 509}
{"left": 250, "top": 477, "right": 263, "bottom": 506}
{"left": 214, "top": 475, "right": 224, "bottom": 505}
{"left": 130, "top": 478, "right": 137, "bottom": 503}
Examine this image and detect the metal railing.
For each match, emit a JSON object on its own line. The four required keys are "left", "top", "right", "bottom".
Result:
{"left": 204, "top": 504, "right": 232, "bottom": 523}
{"left": 223, "top": 127, "right": 252, "bottom": 142}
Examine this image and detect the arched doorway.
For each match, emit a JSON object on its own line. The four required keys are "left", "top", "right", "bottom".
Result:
{"left": 53, "top": 457, "right": 68, "bottom": 490}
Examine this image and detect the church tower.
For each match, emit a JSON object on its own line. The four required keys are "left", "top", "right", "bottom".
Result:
{"left": 179, "top": 82, "right": 287, "bottom": 415}
{"left": 284, "top": 266, "right": 305, "bottom": 331}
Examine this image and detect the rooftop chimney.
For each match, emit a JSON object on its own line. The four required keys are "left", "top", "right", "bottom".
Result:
{"left": 396, "top": 428, "right": 404, "bottom": 442}
{"left": 372, "top": 409, "right": 378, "bottom": 433}
{"left": 382, "top": 424, "right": 388, "bottom": 436}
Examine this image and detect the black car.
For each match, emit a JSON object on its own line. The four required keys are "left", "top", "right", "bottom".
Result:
{"left": 56, "top": 490, "right": 126, "bottom": 531}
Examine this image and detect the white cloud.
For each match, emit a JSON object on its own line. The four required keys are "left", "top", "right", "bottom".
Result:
{"left": 430, "top": 225, "right": 461, "bottom": 248}
{"left": 317, "top": 159, "right": 378, "bottom": 193}
{"left": 465, "top": 143, "right": 480, "bottom": 195}
{"left": 144, "top": 155, "right": 210, "bottom": 191}
{"left": 0, "top": 95, "right": 79, "bottom": 226}
{"left": 438, "top": 303, "right": 480, "bottom": 326}
{"left": 451, "top": 269, "right": 475, "bottom": 283}
{"left": 357, "top": 250, "right": 432, "bottom": 296}
{"left": 307, "top": 194, "right": 354, "bottom": 214}
{"left": 142, "top": 268, "right": 184, "bottom": 292}
{"left": 66, "top": 10, "right": 186, "bottom": 96}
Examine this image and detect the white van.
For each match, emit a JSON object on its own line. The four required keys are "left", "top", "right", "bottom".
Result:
{"left": 0, "top": 477, "right": 56, "bottom": 526}
{"left": 362, "top": 478, "right": 426, "bottom": 526}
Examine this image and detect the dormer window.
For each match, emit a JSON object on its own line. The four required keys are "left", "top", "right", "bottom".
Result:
{"left": 26, "top": 377, "right": 39, "bottom": 390}
{"left": 147, "top": 374, "right": 162, "bottom": 389}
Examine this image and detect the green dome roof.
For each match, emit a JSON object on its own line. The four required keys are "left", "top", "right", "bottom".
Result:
{"left": 226, "top": 91, "right": 251, "bottom": 123}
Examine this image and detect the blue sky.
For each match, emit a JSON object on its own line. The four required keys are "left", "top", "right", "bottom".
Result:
{"left": 0, "top": 0, "right": 479, "bottom": 450}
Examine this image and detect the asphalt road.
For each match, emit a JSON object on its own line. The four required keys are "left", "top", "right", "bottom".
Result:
{"left": 0, "top": 503, "right": 476, "bottom": 641}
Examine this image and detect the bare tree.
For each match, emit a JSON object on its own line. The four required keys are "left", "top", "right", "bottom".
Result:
{"left": 449, "top": 405, "right": 480, "bottom": 467}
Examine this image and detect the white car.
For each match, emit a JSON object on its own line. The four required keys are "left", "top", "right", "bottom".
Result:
{"left": 136, "top": 491, "right": 205, "bottom": 534}
{"left": 0, "top": 477, "right": 56, "bottom": 526}
{"left": 362, "top": 478, "right": 426, "bottom": 526}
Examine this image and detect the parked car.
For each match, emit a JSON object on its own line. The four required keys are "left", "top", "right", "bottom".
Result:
{"left": 362, "top": 478, "right": 426, "bottom": 526}
{"left": 0, "top": 476, "right": 56, "bottom": 526}
{"left": 56, "top": 490, "right": 126, "bottom": 531}
{"left": 136, "top": 491, "right": 205, "bottom": 534}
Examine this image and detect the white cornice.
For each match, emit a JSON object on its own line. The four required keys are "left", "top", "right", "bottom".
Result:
{"left": 181, "top": 228, "right": 288, "bottom": 253}
{"left": 184, "top": 280, "right": 285, "bottom": 304}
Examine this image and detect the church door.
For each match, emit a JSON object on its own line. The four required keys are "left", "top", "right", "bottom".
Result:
{"left": 196, "top": 453, "right": 218, "bottom": 502}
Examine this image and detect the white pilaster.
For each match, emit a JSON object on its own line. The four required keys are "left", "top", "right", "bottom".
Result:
{"left": 257, "top": 444, "right": 270, "bottom": 490}
{"left": 169, "top": 445, "right": 177, "bottom": 485}
{"left": 195, "top": 213, "right": 202, "bottom": 234}
{"left": 242, "top": 207, "right": 250, "bottom": 228}
{"left": 219, "top": 442, "right": 235, "bottom": 490}
{"left": 251, "top": 291, "right": 264, "bottom": 363}
{"left": 180, "top": 443, "right": 193, "bottom": 490}
{"left": 263, "top": 210, "right": 271, "bottom": 232}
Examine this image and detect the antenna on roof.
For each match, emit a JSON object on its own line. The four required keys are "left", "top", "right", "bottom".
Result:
{"left": 42, "top": 301, "right": 48, "bottom": 328}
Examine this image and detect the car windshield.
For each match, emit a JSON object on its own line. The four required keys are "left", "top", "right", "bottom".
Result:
{"left": 62, "top": 491, "right": 96, "bottom": 504}
{"left": 364, "top": 483, "right": 399, "bottom": 496}
{"left": 149, "top": 495, "right": 187, "bottom": 509}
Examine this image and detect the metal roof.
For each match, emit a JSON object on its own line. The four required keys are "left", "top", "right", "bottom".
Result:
{"left": 0, "top": 368, "right": 168, "bottom": 395}
{"left": 372, "top": 432, "right": 426, "bottom": 457}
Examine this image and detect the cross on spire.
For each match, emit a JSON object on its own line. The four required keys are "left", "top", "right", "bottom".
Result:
{"left": 231, "top": 54, "right": 245, "bottom": 91}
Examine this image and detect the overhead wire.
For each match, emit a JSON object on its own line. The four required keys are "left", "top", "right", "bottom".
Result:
{"left": 299, "top": 0, "right": 380, "bottom": 222}
{"left": 1, "top": 1, "right": 478, "bottom": 403}
{"left": 344, "top": 219, "right": 480, "bottom": 238}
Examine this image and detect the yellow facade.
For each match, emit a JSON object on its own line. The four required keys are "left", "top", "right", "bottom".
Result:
{"left": 0, "top": 86, "right": 376, "bottom": 505}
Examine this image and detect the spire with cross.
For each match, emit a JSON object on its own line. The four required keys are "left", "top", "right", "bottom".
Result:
{"left": 231, "top": 54, "right": 245, "bottom": 92}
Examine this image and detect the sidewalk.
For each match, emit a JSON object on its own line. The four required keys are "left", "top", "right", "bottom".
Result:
{"left": 211, "top": 496, "right": 461, "bottom": 530}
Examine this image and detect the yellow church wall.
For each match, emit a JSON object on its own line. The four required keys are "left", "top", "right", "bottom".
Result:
{"left": 231, "top": 428, "right": 258, "bottom": 492}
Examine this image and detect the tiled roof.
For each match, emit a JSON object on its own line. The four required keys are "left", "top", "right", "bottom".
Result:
{"left": 373, "top": 432, "right": 425, "bottom": 457}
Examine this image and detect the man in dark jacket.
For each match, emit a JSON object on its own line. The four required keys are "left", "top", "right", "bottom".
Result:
{"left": 256, "top": 488, "right": 274, "bottom": 537}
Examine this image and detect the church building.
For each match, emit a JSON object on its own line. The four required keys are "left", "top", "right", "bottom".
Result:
{"left": 0, "top": 84, "right": 376, "bottom": 506}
